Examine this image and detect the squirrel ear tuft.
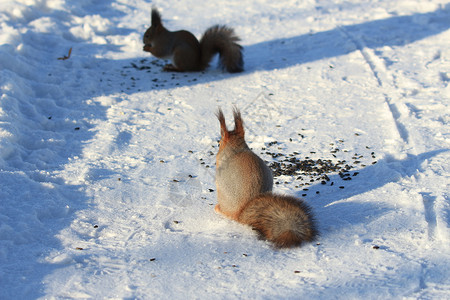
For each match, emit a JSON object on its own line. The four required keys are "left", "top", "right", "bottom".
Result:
{"left": 216, "top": 108, "right": 229, "bottom": 139}
{"left": 151, "top": 8, "right": 162, "bottom": 26}
{"left": 232, "top": 107, "right": 245, "bottom": 138}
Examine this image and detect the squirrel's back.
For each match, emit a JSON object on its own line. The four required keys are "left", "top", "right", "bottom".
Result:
{"left": 216, "top": 149, "right": 273, "bottom": 219}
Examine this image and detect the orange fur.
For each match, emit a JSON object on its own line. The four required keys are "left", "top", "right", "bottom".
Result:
{"left": 215, "top": 108, "right": 318, "bottom": 248}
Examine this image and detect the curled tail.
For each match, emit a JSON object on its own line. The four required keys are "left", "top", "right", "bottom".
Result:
{"left": 199, "top": 25, "right": 244, "bottom": 73}
{"left": 237, "top": 193, "right": 318, "bottom": 248}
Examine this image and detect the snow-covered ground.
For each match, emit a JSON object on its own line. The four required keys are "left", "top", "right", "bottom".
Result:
{"left": 1, "top": 0, "right": 449, "bottom": 298}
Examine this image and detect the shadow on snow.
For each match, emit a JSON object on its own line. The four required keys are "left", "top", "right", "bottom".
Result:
{"left": 0, "top": 2, "right": 449, "bottom": 298}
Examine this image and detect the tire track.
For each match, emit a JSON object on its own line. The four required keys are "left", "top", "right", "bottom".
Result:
{"left": 338, "top": 26, "right": 442, "bottom": 243}
{"left": 338, "top": 27, "right": 412, "bottom": 151}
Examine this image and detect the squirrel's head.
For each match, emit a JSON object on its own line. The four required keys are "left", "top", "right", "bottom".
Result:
{"left": 216, "top": 108, "right": 246, "bottom": 153}
{"left": 143, "top": 8, "right": 164, "bottom": 49}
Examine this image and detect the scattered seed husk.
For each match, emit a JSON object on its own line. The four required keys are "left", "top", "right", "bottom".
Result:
{"left": 58, "top": 47, "right": 72, "bottom": 60}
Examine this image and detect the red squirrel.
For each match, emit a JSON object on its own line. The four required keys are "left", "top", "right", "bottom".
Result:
{"left": 215, "top": 108, "right": 318, "bottom": 248}
{"left": 143, "top": 8, "right": 244, "bottom": 73}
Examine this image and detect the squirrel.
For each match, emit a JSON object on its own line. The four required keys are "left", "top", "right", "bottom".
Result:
{"left": 215, "top": 108, "right": 318, "bottom": 248}
{"left": 143, "top": 8, "right": 244, "bottom": 73}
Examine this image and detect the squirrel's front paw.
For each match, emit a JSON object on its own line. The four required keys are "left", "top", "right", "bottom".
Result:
{"left": 163, "top": 64, "right": 180, "bottom": 72}
{"left": 143, "top": 45, "right": 152, "bottom": 52}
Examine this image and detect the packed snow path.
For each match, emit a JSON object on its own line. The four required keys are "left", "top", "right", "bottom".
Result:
{"left": 1, "top": 0, "right": 449, "bottom": 298}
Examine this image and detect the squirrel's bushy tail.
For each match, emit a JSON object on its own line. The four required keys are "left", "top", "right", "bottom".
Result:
{"left": 200, "top": 25, "right": 244, "bottom": 73}
{"left": 237, "top": 193, "right": 318, "bottom": 248}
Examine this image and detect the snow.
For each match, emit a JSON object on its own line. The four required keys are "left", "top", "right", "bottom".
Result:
{"left": 1, "top": 0, "right": 449, "bottom": 298}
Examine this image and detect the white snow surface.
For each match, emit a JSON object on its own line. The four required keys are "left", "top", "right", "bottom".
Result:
{"left": 1, "top": 0, "right": 450, "bottom": 298}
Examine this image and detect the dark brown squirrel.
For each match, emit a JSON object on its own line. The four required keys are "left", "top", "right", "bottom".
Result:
{"left": 143, "top": 8, "right": 244, "bottom": 73}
